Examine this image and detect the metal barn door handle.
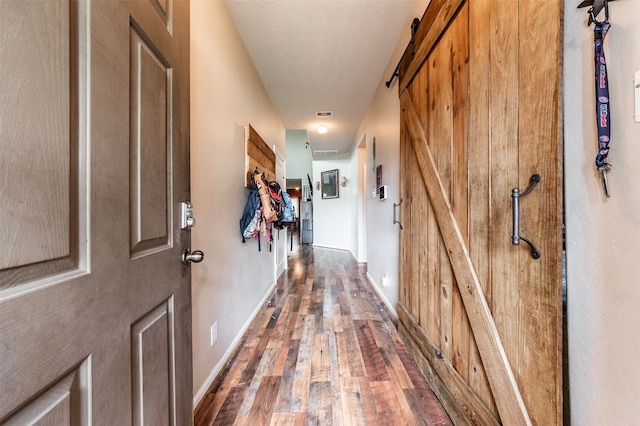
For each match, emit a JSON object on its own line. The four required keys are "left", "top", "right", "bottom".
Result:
{"left": 393, "top": 199, "right": 403, "bottom": 230}
{"left": 511, "top": 174, "right": 541, "bottom": 259}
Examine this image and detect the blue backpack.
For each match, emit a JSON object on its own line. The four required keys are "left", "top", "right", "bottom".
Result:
{"left": 281, "top": 192, "right": 295, "bottom": 223}
{"left": 240, "top": 179, "right": 263, "bottom": 249}
{"left": 273, "top": 188, "right": 295, "bottom": 230}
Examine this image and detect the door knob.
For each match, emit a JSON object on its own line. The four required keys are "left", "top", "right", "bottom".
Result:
{"left": 182, "top": 248, "right": 204, "bottom": 265}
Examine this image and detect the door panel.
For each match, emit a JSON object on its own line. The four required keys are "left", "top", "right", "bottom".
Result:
{"left": 466, "top": 0, "right": 494, "bottom": 412}
{"left": 398, "top": 0, "right": 562, "bottom": 425}
{"left": 132, "top": 298, "right": 175, "bottom": 426}
{"left": 1, "top": 359, "right": 90, "bottom": 425}
{"left": 0, "top": 0, "right": 84, "bottom": 288}
{"left": 129, "top": 23, "right": 171, "bottom": 256}
{"left": 401, "top": 89, "right": 529, "bottom": 425}
{"left": 0, "top": 0, "right": 192, "bottom": 424}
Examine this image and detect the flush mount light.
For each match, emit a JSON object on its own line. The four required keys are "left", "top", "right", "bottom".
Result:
{"left": 317, "top": 125, "right": 328, "bottom": 134}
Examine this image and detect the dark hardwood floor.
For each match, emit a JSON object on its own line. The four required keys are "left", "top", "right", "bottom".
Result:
{"left": 194, "top": 243, "right": 452, "bottom": 426}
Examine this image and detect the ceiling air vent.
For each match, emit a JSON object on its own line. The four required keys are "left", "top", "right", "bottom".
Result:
{"left": 315, "top": 111, "right": 333, "bottom": 118}
{"left": 313, "top": 149, "right": 339, "bottom": 156}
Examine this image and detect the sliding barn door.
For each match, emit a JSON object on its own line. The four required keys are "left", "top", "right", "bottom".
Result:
{"left": 398, "top": 0, "right": 562, "bottom": 425}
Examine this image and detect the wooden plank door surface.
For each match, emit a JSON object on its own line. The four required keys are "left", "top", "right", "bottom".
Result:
{"left": 0, "top": 0, "right": 192, "bottom": 424}
{"left": 397, "top": 0, "right": 563, "bottom": 425}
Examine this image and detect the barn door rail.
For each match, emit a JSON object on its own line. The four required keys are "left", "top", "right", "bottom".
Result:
{"left": 511, "top": 174, "right": 542, "bottom": 259}
{"left": 385, "top": 18, "right": 421, "bottom": 88}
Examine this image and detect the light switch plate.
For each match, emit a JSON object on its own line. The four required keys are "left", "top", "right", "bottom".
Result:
{"left": 379, "top": 185, "right": 388, "bottom": 200}
{"left": 635, "top": 69, "right": 640, "bottom": 123}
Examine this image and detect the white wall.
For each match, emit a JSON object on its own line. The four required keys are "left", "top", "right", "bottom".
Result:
{"left": 311, "top": 156, "right": 354, "bottom": 251}
{"left": 355, "top": 144, "right": 366, "bottom": 262}
{"left": 285, "top": 129, "right": 313, "bottom": 183}
{"left": 190, "top": 0, "right": 285, "bottom": 406}
{"left": 350, "top": 0, "right": 430, "bottom": 318}
{"left": 564, "top": 2, "right": 640, "bottom": 424}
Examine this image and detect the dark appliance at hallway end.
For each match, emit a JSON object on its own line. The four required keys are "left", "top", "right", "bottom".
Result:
{"left": 300, "top": 200, "right": 313, "bottom": 244}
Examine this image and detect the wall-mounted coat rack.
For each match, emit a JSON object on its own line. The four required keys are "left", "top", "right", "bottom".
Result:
{"left": 245, "top": 124, "right": 275, "bottom": 188}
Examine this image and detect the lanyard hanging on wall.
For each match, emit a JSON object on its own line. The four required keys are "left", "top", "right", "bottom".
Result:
{"left": 592, "top": 13, "right": 612, "bottom": 197}
{"left": 579, "top": 0, "right": 617, "bottom": 197}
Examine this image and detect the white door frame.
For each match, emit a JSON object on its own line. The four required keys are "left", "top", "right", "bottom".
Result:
{"left": 273, "top": 145, "right": 287, "bottom": 281}
{"left": 357, "top": 137, "right": 368, "bottom": 263}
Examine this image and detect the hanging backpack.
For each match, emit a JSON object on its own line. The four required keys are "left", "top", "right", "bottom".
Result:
{"left": 239, "top": 176, "right": 263, "bottom": 250}
{"left": 281, "top": 191, "right": 295, "bottom": 224}
{"left": 267, "top": 180, "right": 284, "bottom": 223}
{"left": 254, "top": 173, "right": 278, "bottom": 223}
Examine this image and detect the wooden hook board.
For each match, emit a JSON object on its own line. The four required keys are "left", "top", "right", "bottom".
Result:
{"left": 245, "top": 124, "right": 275, "bottom": 187}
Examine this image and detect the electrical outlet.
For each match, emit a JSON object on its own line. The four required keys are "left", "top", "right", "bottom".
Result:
{"left": 210, "top": 322, "right": 217, "bottom": 346}
{"left": 381, "top": 272, "right": 389, "bottom": 287}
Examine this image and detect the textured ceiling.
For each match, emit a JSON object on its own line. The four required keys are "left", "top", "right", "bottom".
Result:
{"left": 225, "top": 0, "right": 414, "bottom": 158}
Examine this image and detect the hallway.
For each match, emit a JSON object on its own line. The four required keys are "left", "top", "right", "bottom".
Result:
{"left": 194, "top": 245, "right": 452, "bottom": 425}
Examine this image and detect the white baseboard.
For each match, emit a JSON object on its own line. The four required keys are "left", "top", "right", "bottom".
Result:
{"left": 192, "top": 279, "right": 278, "bottom": 409}
{"left": 311, "top": 243, "right": 350, "bottom": 252}
{"left": 365, "top": 272, "right": 398, "bottom": 323}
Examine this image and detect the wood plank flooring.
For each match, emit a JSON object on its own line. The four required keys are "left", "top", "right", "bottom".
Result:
{"left": 195, "top": 245, "right": 452, "bottom": 426}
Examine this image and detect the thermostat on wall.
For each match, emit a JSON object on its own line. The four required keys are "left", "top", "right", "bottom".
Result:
{"left": 379, "top": 185, "right": 388, "bottom": 200}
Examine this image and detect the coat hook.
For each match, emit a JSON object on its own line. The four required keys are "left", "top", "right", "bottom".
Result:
{"left": 578, "top": 0, "right": 617, "bottom": 25}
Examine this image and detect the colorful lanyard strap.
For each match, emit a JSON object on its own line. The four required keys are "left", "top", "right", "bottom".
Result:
{"left": 592, "top": 13, "right": 612, "bottom": 197}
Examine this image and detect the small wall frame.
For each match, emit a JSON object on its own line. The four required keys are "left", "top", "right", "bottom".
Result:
{"left": 321, "top": 169, "right": 339, "bottom": 199}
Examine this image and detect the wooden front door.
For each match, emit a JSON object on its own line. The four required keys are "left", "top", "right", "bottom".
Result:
{"left": 0, "top": 0, "right": 192, "bottom": 424}
{"left": 397, "top": 0, "right": 562, "bottom": 425}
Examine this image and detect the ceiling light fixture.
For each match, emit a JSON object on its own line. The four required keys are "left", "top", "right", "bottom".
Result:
{"left": 317, "top": 125, "right": 328, "bottom": 134}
